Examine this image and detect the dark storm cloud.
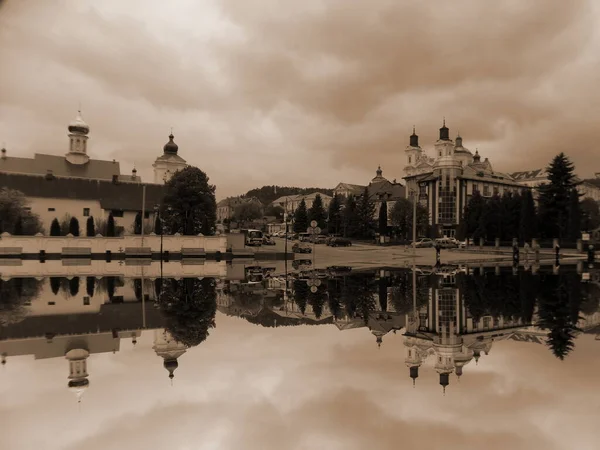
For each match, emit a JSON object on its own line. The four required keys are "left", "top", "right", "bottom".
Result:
{"left": 0, "top": 0, "right": 598, "bottom": 198}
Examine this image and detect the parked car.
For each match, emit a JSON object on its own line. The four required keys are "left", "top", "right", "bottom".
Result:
{"left": 328, "top": 237, "right": 352, "bottom": 247}
{"left": 263, "top": 236, "right": 276, "bottom": 245}
{"left": 315, "top": 235, "right": 329, "bottom": 244}
{"left": 412, "top": 238, "right": 434, "bottom": 248}
{"left": 292, "top": 243, "right": 312, "bottom": 253}
{"left": 435, "top": 237, "right": 459, "bottom": 249}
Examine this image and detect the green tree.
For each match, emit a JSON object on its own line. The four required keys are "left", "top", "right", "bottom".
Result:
{"left": 463, "top": 192, "right": 486, "bottom": 241}
{"left": 0, "top": 188, "right": 43, "bottom": 235}
{"left": 581, "top": 197, "right": 600, "bottom": 231}
{"left": 500, "top": 191, "right": 521, "bottom": 240}
{"left": 50, "top": 218, "right": 61, "bottom": 236}
{"left": 327, "top": 194, "right": 343, "bottom": 235}
{"left": 567, "top": 188, "right": 582, "bottom": 241}
{"left": 69, "top": 217, "right": 80, "bottom": 236}
{"left": 86, "top": 216, "right": 95, "bottom": 237}
{"left": 154, "top": 214, "right": 163, "bottom": 234}
{"left": 106, "top": 213, "right": 116, "bottom": 237}
{"left": 519, "top": 189, "right": 537, "bottom": 242}
{"left": 342, "top": 195, "right": 359, "bottom": 237}
{"left": 356, "top": 187, "right": 376, "bottom": 239}
{"left": 161, "top": 166, "right": 217, "bottom": 236}
{"left": 158, "top": 277, "right": 217, "bottom": 347}
{"left": 264, "top": 204, "right": 284, "bottom": 220}
{"left": 482, "top": 194, "right": 502, "bottom": 240}
{"left": 308, "top": 194, "right": 327, "bottom": 229}
{"left": 293, "top": 279, "right": 309, "bottom": 314}
{"left": 0, "top": 278, "right": 43, "bottom": 326}
{"left": 390, "top": 198, "right": 429, "bottom": 239}
{"left": 378, "top": 200, "right": 388, "bottom": 236}
{"left": 293, "top": 199, "right": 309, "bottom": 233}
{"left": 537, "top": 153, "right": 578, "bottom": 239}
{"left": 233, "top": 202, "right": 263, "bottom": 224}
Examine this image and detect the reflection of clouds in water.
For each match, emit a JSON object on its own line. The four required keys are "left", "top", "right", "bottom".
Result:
{"left": 1, "top": 315, "right": 599, "bottom": 450}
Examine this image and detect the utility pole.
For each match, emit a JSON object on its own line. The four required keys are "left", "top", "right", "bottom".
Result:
{"left": 141, "top": 184, "right": 147, "bottom": 247}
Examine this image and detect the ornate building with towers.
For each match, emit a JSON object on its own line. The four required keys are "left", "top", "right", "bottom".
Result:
{"left": 403, "top": 121, "right": 527, "bottom": 238}
{"left": 0, "top": 111, "right": 186, "bottom": 234}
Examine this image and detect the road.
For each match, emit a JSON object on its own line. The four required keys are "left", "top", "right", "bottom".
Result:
{"left": 257, "top": 237, "right": 534, "bottom": 269}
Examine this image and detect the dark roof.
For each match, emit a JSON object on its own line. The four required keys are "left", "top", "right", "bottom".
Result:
{"left": 0, "top": 301, "right": 165, "bottom": 340}
{"left": 0, "top": 172, "right": 166, "bottom": 212}
{"left": 368, "top": 180, "right": 405, "bottom": 200}
{"left": 0, "top": 153, "right": 122, "bottom": 180}
{"left": 582, "top": 178, "right": 600, "bottom": 188}
{"left": 509, "top": 169, "right": 547, "bottom": 181}
{"left": 244, "top": 307, "right": 334, "bottom": 328}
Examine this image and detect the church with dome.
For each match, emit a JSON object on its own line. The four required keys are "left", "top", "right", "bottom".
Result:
{"left": 0, "top": 111, "right": 188, "bottom": 233}
{"left": 403, "top": 121, "right": 527, "bottom": 238}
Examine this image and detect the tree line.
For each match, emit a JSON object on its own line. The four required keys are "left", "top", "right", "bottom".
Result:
{"left": 459, "top": 153, "right": 600, "bottom": 243}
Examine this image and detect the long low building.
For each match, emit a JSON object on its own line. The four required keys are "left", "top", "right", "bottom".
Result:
{"left": 0, "top": 111, "right": 188, "bottom": 234}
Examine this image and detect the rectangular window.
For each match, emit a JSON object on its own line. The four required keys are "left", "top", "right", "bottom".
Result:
{"left": 437, "top": 178, "right": 457, "bottom": 224}
{"left": 493, "top": 186, "right": 499, "bottom": 196}
{"left": 483, "top": 184, "right": 491, "bottom": 197}
{"left": 83, "top": 297, "right": 90, "bottom": 306}
{"left": 83, "top": 208, "right": 90, "bottom": 217}
{"left": 48, "top": 207, "right": 55, "bottom": 212}
{"left": 112, "top": 210, "right": 124, "bottom": 218}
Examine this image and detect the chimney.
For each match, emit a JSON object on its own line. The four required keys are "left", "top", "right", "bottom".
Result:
{"left": 132, "top": 167, "right": 137, "bottom": 180}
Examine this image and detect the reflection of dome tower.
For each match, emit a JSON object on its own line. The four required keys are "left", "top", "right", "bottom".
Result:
{"left": 453, "top": 348, "right": 474, "bottom": 380}
{"left": 372, "top": 329, "right": 386, "bottom": 348}
{"left": 153, "top": 330, "right": 187, "bottom": 383}
{"left": 404, "top": 340, "right": 424, "bottom": 386}
{"left": 65, "top": 349, "right": 90, "bottom": 403}
{"left": 66, "top": 110, "right": 90, "bottom": 165}
{"left": 1, "top": 353, "right": 7, "bottom": 366}
{"left": 433, "top": 324, "right": 463, "bottom": 394}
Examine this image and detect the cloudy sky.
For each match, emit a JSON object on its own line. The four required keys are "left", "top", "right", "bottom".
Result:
{"left": 1, "top": 315, "right": 599, "bottom": 450}
{"left": 1, "top": 0, "right": 599, "bottom": 199}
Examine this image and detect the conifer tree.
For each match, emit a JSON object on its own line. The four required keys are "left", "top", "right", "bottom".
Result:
{"left": 327, "top": 194, "right": 343, "bottom": 235}
{"left": 134, "top": 212, "right": 142, "bottom": 235}
{"left": 567, "top": 188, "right": 582, "bottom": 241}
{"left": 69, "top": 217, "right": 80, "bottom": 236}
{"left": 50, "top": 218, "right": 61, "bottom": 236}
{"left": 356, "top": 186, "right": 376, "bottom": 239}
{"left": 86, "top": 216, "right": 95, "bottom": 237}
{"left": 293, "top": 199, "right": 308, "bottom": 233}
{"left": 519, "top": 189, "right": 537, "bottom": 243}
{"left": 307, "top": 194, "right": 327, "bottom": 229}
{"left": 378, "top": 200, "right": 388, "bottom": 236}
{"left": 106, "top": 213, "right": 116, "bottom": 237}
{"left": 342, "top": 195, "right": 358, "bottom": 237}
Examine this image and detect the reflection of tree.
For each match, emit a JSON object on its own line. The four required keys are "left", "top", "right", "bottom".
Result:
{"left": 86, "top": 277, "right": 95, "bottom": 297}
{"left": 537, "top": 272, "right": 582, "bottom": 360}
{"left": 106, "top": 277, "right": 116, "bottom": 300}
{"left": 378, "top": 276, "right": 388, "bottom": 312}
{"left": 0, "top": 278, "right": 42, "bottom": 325}
{"left": 388, "top": 271, "right": 429, "bottom": 315}
{"left": 50, "top": 277, "right": 61, "bottom": 296}
{"left": 69, "top": 277, "right": 80, "bottom": 297}
{"left": 307, "top": 286, "right": 327, "bottom": 319}
{"left": 134, "top": 279, "right": 143, "bottom": 301}
{"left": 158, "top": 278, "right": 217, "bottom": 348}
{"left": 581, "top": 282, "right": 600, "bottom": 315}
{"left": 293, "top": 280, "right": 309, "bottom": 315}
{"left": 341, "top": 274, "right": 377, "bottom": 324}
{"left": 327, "top": 279, "right": 343, "bottom": 320}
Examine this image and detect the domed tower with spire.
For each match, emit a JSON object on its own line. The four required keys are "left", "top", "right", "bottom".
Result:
{"left": 434, "top": 119, "right": 455, "bottom": 159}
{"left": 404, "top": 338, "right": 424, "bottom": 387}
{"left": 404, "top": 126, "right": 424, "bottom": 174}
{"left": 65, "top": 348, "right": 90, "bottom": 404}
{"left": 153, "top": 329, "right": 187, "bottom": 383}
{"left": 453, "top": 132, "right": 474, "bottom": 167}
{"left": 66, "top": 110, "right": 91, "bottom": 165}
{"left": 153, "top": 131, "right": 187, "bottom": 184}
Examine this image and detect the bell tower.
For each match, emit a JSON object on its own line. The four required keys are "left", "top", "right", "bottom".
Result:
{"left": 66, "top": 111, "right": 90, "bottom": 165}
{"left": 405, "top": 126, "right": 422, "bottom": 167}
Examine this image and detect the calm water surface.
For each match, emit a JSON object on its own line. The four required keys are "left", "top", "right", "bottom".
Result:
{"left": 1, "top": 263, "right": 599, "bottom": 450}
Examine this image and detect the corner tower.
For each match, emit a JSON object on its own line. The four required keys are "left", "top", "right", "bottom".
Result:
{"left": 153, "top": 132, "right": 187, "bottom": 184}
{"left": 66, "top": 111, "right": 90, "bottom": 165}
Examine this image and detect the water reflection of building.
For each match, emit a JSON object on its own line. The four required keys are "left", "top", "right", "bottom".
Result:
{"left": 0, "top": 276, "right": 167, "bottom": 403}
{"left": 153, "top": 329, "right": 187, "bottom": 382}
{"left": 403, "top": 271, "right": 533, "bottom": 393}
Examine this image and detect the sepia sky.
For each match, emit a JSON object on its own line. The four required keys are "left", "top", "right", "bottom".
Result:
{"left": 1, "top": 314, "right": 599, "bottom": 450}
{"left": 1, "top": 0, "right": 600, "bottom": 199}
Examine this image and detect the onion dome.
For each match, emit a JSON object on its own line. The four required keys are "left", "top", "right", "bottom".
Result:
{"left": 439, "top": 118, "right": 450, "bottom": 141}
{"left": 409, "top": 365, "right": 419, "bottom": 386}
{"left": 68, "top": 378, "right": 89, "bottom": 403}
{"left": 163, "top": 133, "right": 179, "bottom": 154}
{"left": 164, "top": 358, "right": 178, "bottom": 379}
{"left": 376, "top": 165, "right": 382, "bottom": 177}
{"left": 68, "top": 111, "right": 90, "bottom": 135}
{"left": 439, "top": 372, "right": 450, "bottom": 394}
{"left": 409, "top": 126, "right": 419, "bottom": 147}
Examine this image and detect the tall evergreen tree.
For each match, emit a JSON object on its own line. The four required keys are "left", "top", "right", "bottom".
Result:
{"left": 106, "top": 213, "right": 116, "bottom": 237}
{"left": 481, "top": 194, "right": 501, "bottom": 241}
{"left": 13, "top": 217, "right": 23, "bottom": 235}
{"left": 154, "top": 214, "right": 163, "bottom": 234}
{"left": 50, "top": 277, "right": 61, "bottom": 295}
{"left": 327, "top": 194, "right": 343, "bottom": 235}
{"left": 500, "top": 192, "right": 521, "bottom": 240}
{"left": 86, "top": 216, "right": 95, "bottom": 237}
{"left": 293, "top": 199, "right": 309, "bottom": 233}
{"left": 134, "top": 212, "right": 142, "bottom": 235}
{"left": 69, "top": 217, "right": 80, "bottom": 236}
{"left": 519, "top": 189, "right": 537, "bottom": 243}
{"left": 356, "top": 186, "right": 376, "bottom": 239}
{"left": 537, "top": 153, "right": 577, "bottom": 239}
{"left": 464, "top": 192, "right": 486, "bottom": 241}
{"left": 307, "top": 194, "right": 327, "bottom": 229}
{"left": 50, "top": 218, "right": 61, "bottom": 236}
{"left": 378, "top": 200, "right": 388, "bottom": 236}
{"left": 342, "top": 195, "right": 358, "bottom": 237}
{"left": 69, "top": 277, "right": 80, "bottom": 297}
{"left": 567, "top": 188, "right": 582, "bottom": 241}
{"left": 86, "top": 276, "right": 95, "bottom": 297}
